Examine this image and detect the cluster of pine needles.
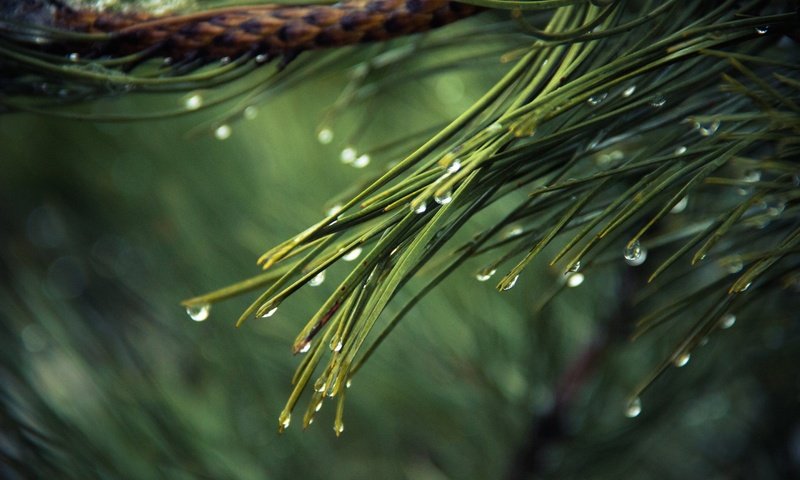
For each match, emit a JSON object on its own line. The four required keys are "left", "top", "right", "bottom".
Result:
{"left": 3, "top": 0, "right": 799, "bottom": 435}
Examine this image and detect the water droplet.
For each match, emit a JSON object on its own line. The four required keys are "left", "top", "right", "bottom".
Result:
{"left": 671, "top": 196, "right": 689, "bottom": 214}
{"left": 309, "top": 271, "right": 326, "bottom": 287}
{"left": 260, "top": 306, "right": 278, "bottom": 318}
{"left": 255, "top": 53, "right": 270, "bottom": 64}
{"left": 314, "top": 378, "right": 327, "bottom": 392}
{"left": 767, "top": 201, "right": 786, "bottom": 216}
{"left": 346, "top": 379, "right": 352, "bottom": 388}
{"left": 184, "top": 93, "right": 203, "bottom": 110}
{"left": 413, "top": 202, "right": 427, "bottom": 214}
{"left": 502, "top": 274, "right": 519, "bottom": 291}
{"left": 68, "top": 52, "right": 79, "bottom": 62}
{"left": 219, "top": 56, "right": 231, "bottom": 65}
{"left": 434, "top": 190, "right": 453, "bottom": 205}
{"left": 487, "top": 122, "right": 503, "bottom": 133}
{"left": 279, "top": 411, "right": 291, "bottom": 431}
{"left": 566, "top": 272, "right": 584, "bottom": 288}
{"left": 625, "top": 397, "right": 642, "bottom": 418}
{"left": 476, "top": 268, "right": 497, "bottom": 282}
{"left": 622, "top": 85, "right": 636, "bottom": 97}
{"left": 595, "top": 149, "right": 625, "bottom": 168}
{"left": 755, "top": 25, "right": 769, "bottom": 34}
{"left": 334, "top": 422, "right": 344, "bottom": 436}
{"left": 353, "top": 154, "right": 370, "bottom": 168}
{"left": 315, "top": 401, "right": 323, "bottom": 412}
{"left": 720, "top": 313, "right": 736, "bottom": 329}
{"left": 446, "top": 159, "right": 462, "bottom": 173}
{"left": 673, "top": 352, "right": 690, "bottom": 368}
{"left": 738, "top": 281, "right": 752, "bottom": 292}
{"left": 503, "top": 225, "right": 524, "bottom": 238}
{"left": 587, "top": 92, "right": 608, "bottom": 106}
{"left": 694, "top": 119, "right": 720, "bottom": 137}
{"left": 340, "top": 147, "right": 357, "bottom": 164}
{"left": 326, "top": 204, "right": 343, "bottom": 217}
{"left": 186, "top": 304, "right": 210, "bottom": 322}
{"left": 623, "top": 241, "right": 647, "bottom": 266}
{"left": 726, "top": 258, "right": 743, "bottom": 274}
{"left": 743, "top": 169, "right": 761, "bottom": 183}
{"left": 214, "top": 124, "right": 232, "bottom": 140}
{"left": 243, "top": 106, "right": 258, "bottom": 120}
{"left": 567, "top": 261, "right": 581, "bottom": 273}
{"left": 299, "top": 342, "right": 312, "bottom": 354}
{"left": 343, "top": 247, "right": 362, "bottom": 261}
{"left": 674, "top": 145, "right": 687, "bottom": 155}
{"left": 650, "top": 96, "right": 666, "bottom": 108}
{"left": 333, "top": 341, "right": 343, "bottom": 352}
{"left": 317, "top": 128, "right": 333, "bottom": 144}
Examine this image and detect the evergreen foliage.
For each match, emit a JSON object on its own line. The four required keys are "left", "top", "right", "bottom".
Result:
{"left": 1, "top": 1, "right": 798, "bottom": 478}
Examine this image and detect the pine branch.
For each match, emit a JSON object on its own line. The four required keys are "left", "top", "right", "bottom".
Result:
{"left": 3, "top": 0, "right": 798, "bottom": 437}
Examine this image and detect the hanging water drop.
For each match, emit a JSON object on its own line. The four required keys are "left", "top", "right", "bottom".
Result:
{"left": 743, "top": 169, "right": 761, "bottom": 183}
{"left": 314, "top": 378, "right": 327, "bottom": 393}
{"left": 671, "top": 196, "right": 689, "bottom": 214}
{"left": 309, "top": 271, "right": 326, "bottom": 287}
{"left": 503, "top": 225, "right": 524, "bottom": 239}
{"left": 299, "top": 342, "right": 312, "bottom": 354}
{"left": 343, "top": 247, "right": 362, "bottom": 261}
{"left": 243, "top": 106, "right": 258, "bottom": 120}
{"left": 219, "top": 56, "right": 231, "bottom": 65}
{"left": 315, "top": 401, "right": 323, "bottom": 412}
{"left": 317, "top": 128, "right": 334, "bottom": 144}
{"left": 673, "top": 352, "right": 691, "bottom": 368}
{"left": 353, "top": 154, "right": 370, "bottom": 168}
{"left": 68, "top": 52, "right": 79, "bottom": 62}
{"left": 346, "top": 379, "right": 352, "bottom": 388}
{"left": 334, "top": 422, "right": 344, "bottom": 436}
{"left": 183, "top": 93, "right": 203, "bottom": 110}
{"left": 186, "top": 303, "right": 210, "bottom": 322}
{"left": 487, "top": 122, "right": 503, "bottom": 133}
{"left": 434, "top": 190, "right": 453, "bottom": 205}
{"left": 755, "top": 25, "right": 769, "bottom": 34}
{"left": 694, "top": 119, "right": 720, "bottom": 137}
{"left": 625, "top": 397, "right": 642, "bottom": 418}
{"left": 476, "top": 268, "right": 497, "bottom": 282}
{"left": 623, "top": 241, "right": 647, "bottom": 266}
{"left": 214, "top": 124, "right": 232, "bottom": 140}
{"left": 726, "top": 258, "right": 743, "bottom": 274}
{"left": 333, "top": 341, "right": 343, "bottom": 352}
{"left": 622, "top": 85, "right": 637, "bottom": 97}
{"left": 720, "top": 313, "right": 736, "bottom": 329}
{"left": 279, "top": 411, "right": 291, "bottom": 431}
{"left": 326, "top": 204, "right": 343, "bottom": 217}
{"left": 447, "top": 158, "right": 462, "bottom": 173}
{"left": 587, "top": 92, "right": 608, "bottom": 106}
{"left": 650, "top": 96, "right": 666, "bottom": 108}
{"left": 255, "top": 53, "right": 270, "bottom": 64}
{"left": 566, "top": 272, "right": 585, "bottom": 287}
{"left": 674, "top": 145, "right": 687, "bottom": 156}
{"left": 413, "top": 202, "right": 427, "bottom": 214}
{"left": 502, "top": 274, "right": 519, "bottom": 291}
{"left": 340, "top": 147, "right": 357, "bottom": 164}
{"left": 260, "top": 306, "right": 278, "bottom": 318}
